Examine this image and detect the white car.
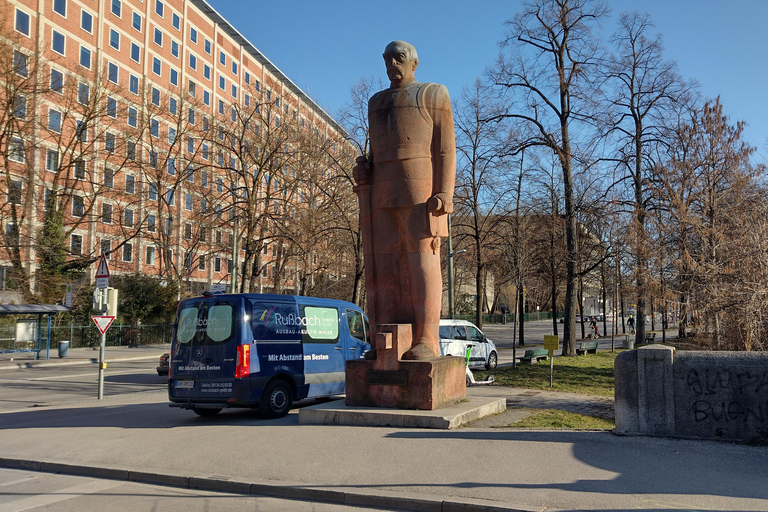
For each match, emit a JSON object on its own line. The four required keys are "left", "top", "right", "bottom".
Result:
{"left": 439, "top": 319, "right": 498, "bottom": 370}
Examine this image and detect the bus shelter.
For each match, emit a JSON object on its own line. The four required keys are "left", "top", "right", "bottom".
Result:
{"left": 0, "top": 304, "right": 70, "bottom": 360}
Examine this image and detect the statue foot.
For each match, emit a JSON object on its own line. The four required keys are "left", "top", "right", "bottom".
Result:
{"left": 401, "top": 341, "right": 439, "bottom": 360}
{"left": 363, "top": 348, "right": 377, "bottom": 360}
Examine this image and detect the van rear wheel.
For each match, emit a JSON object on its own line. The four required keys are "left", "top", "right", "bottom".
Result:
{"left": 259, "top": 380, "right": 293, "bottom": 419}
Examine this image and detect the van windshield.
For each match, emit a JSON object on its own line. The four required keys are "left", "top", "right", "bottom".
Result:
{"left": 176, "top": 299, "right": 236, "bottom": 346}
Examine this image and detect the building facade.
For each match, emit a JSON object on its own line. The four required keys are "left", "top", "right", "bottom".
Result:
{"left": 1, "top": 0, "right": 353, "bottom": 301}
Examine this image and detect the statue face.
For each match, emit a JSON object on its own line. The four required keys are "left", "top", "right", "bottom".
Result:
{"left": 383, "top": 46, "right": 417, "bottom": 86}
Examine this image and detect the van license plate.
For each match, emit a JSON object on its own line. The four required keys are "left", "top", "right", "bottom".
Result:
{"left": 174, "top": 380, "right": 194, "bottom": 389}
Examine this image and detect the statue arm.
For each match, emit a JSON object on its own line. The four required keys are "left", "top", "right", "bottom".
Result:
{"left": 430, "top": 85, "right": 456, "bottom": 215}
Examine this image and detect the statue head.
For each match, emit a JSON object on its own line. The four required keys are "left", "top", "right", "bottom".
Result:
{"left": 382, "top": 40, "right": 418, "bottom": 88}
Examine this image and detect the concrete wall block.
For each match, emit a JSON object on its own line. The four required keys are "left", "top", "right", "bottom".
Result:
{"left": 637, "top": 345, "right": 676, "bottom": 435}
{"left": 614, "top": 350, "right": 639, "bottom": 434}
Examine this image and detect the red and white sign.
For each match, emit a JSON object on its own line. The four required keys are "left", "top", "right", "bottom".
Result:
{"left": 95, "top": 255, "right": 110, "bottom": 278}
{"left": 92, "top": 315, "right": 115, "bottom": 334}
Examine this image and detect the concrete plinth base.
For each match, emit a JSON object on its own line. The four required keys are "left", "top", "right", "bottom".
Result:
{"left": 299, "top": 396, "right": 506, "bottom": 429}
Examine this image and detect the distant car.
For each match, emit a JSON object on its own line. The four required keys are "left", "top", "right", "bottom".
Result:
{"left": 157, "top": 353, "right": 169, "bottom": 376}
{"left": 438, "top": 319, "right": 498, "bottom": 370}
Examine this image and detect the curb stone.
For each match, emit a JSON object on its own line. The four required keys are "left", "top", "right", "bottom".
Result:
{"left": 0, "top": 457, "right": 547, "bottom": 512}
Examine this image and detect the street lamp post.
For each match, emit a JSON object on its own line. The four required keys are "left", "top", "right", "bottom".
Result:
{"left": 446, "top": 214, "right": 466, "bottom": 319}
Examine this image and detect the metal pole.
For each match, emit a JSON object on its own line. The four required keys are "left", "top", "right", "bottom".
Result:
{"left": 447, "top": 214, "right": 455, "bottom": 319}
{"left": 98, "top": 288, "right": 106, "bottom": 400}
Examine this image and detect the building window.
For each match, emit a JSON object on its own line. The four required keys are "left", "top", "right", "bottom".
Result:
{"left": 53, "top": 0, "right": 67, "bottom": 17}
{"left": 123, "top": 208, "right": 134, "bottom": 227}
{"left": 106, "top": 96, "right": 117, "bottom": 118}
{"left": 203, "top": 90, "right": 210, "bottom": 106}
{"left": 188, "top": 108, "right": 195, "bottom": 125}
{"left": 189, "top": 53, "right": 196, "bottom": 70}
{"left": 218, "top": 100, "right": 224, "bottom": 115}
{"left": 151, "top": 87, "right": 160, "bottom": 106}
{"left": 152, "top": 57, "right": 161, "bottom": 76}
{"left": 232, "top": 61, "right": 237, "bottom": 75}
{"left": 48, "top": 109, "right": 62, "bottom": 132}
{"left": 203, "top": 64, "right": 210, "bottom": 80}
{"left": 172, "top": 13, "right": 180, "bottom": 30}
{"left": 185, "top": 194, "right": 192, "bottom": 211}
{"left": 231, "top": 84, "right": 237, "bottom": 98}
{"left": 169, "top": 97, "right": 177, "bottom": 114}
{"left": 187, "top": 137, "right": 194, "bottom": 153}
{"left": 219, "top": 51, "right": 225, "bottom": 65}
{"left": 70, "top": 235, "right": 82, "bottom": 256}
{"left": 123, "top": 243, "right": 133, "bottom": 263}
{"left": 148, "top": 183, "right": 157, "bottom": 201}
{"left": 146, "top": 246, "right": 155, "bottom": 265}
{"left": 219, "top": 75, "right": 225, "bottom": 90}
{"left": 188, "top": 80, "right": 196, "bottom": 97}
{"left": 80, "top": 46, "right": 91, "bottom": 69}
{"left": 105, "top": 132, "right": 116, "bottom": 152}
{"left": 198, "top": 255, "right": 206, "bottom": 270}
{"left": 52, "top": 30, "right": 65, "bottom": 55}
{"left": 184, "top": 223, "right": 192, "bottom": 239}
{"left": 204, "top": 39, "right": 211, "bottom": 54}
{"left": 111, "top": 0, "right": 121, "bottom": 18}
{"left": 72, "top": 196, "right": 84, "bottom": 217}
{"left": 101, "top": 203, "right": 113, "bottom": 224}
{"left": 126, "top": 141, "right": 136, "bottom": 161}
{"left": 245, "top": 71, "right": 250, "bottom": 84}
{"left": 201, "top": 171, "right": 208, "bottom": 187}
{"left": 50, "top": 68, "right": 63, "bottom": 93}
{"left": 170, "top": 68, "right": 178, "bottom": 86}
{"left": 76, "top": 120, "right": 88, "bottom": 142}
{"left": 171, "top": 40, "right": 179, "bottom": 58}
{"left": 168, "top": 127, "right": 176, "bottom": 145}
{"left": 155, "top": 0, "right": 164, "bottom": 17}
{"left": 73, "top": 159, "right": 86, "bottom": 179}
{"left": 130, "top": 43, "right": 140, "bottom": 63}
{"left": 127, "top": 107, "right": 138, "bottom": 127}
{"left": 101, "top": 239, "right": 111, "bottom": 259}
{"left": 190, "top": 27, "right": 197, "bottom": 43}
{"left": 167, "top": 158, "right": 175, "bottom": 175}
{"left": 132, "top": 11, "right": 141, "bottom": 31}
{"left": 15, "top": 9, "right": 30, "bottom": 36}
{"left": 109, "top": 29, "right": 120, "bottom": 50}
{"left": 13, "top": 95, "right": 27, "bottom": 119}
{"left": 147, "top": 214, "right": 156, "bottom": 232}
{"left": 103, "top": 167, "right": 114, "bottom": 187}
{"left": 200, "top": 197, "right": 207, "bottom": 213}
{"left": 149, "top": 150, "right": 158, "bottom": 168}
{"left": 78, "top": 82, "right": 90, "bottom": 104}
{"left": 214, "top": 257, "right": 221, "bottom": 273}
{"left": 154, "top": 27, "right": 162, "bottom": 46}
{"left": 46, "top": 150, "right": 59, "bottom": 172}
{"left": 13, "top": 51, "right": 28, "bottom": 77}
{"left": 8, "top": 138, "right": 25, "bottom": 163}
{"left": 108, "top": 62, "right": 118, "bottom": 83}
{"left": 166, "top": 187, "right": 174, "bottom": 205}
{"left": 129, "top": 74, "right": 139, "bottom": 95}
{"left": 125, "top": 174, "right": 135, "bottom": 194}
{"left": 150, "top": 118, "right": 159, "bottom": 137}
{"left": 201, "top": 143, "right": 208, "bottom": 160}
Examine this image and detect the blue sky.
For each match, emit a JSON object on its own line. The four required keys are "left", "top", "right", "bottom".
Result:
{"left": 207, "top": 1, "right": 768, "bottom": 159}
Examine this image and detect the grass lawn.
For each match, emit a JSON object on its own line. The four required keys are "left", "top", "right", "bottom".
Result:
{"left": 501, "top": 409, "right": 615, "bottom": 429}
{"left": 474, "top": 349, "right": 624, "bottom": 397}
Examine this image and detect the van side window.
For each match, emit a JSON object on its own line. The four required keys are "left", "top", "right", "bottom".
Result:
{"left": 467, "top": 326, "right": 483, "bottom": 342}
{"left": 346, "top": 309, "right": 367, "bottom": 342}
{"left": 452, "top": 326, "right": 467, "bottom": 340}
{"left": 300, "top": 305, "right": 339, "bottom": 344}
{"left": 250, "top": 301, "right": 300, "bottom": 342}
{"left": 439, "top": 326, "right": 452, "bottom": 339}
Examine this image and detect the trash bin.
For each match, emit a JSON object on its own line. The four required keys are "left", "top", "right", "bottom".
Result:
{"left": 622, "top": 335, "right": 634, "bottom": 350}
{"left": 58, "top": 340, "right": 69, "bottom": 358}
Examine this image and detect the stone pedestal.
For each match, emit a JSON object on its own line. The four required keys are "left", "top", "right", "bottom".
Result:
{"left": 345, "top": 323, "right": 466, "bottom": 410}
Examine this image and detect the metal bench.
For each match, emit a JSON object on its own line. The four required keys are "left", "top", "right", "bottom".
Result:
{"left": 576, "top": 340, "right": 599, "bottom": 355}
{"left": 644, "top": 332, "right": 656, "bottom": 344}
{"left": 520, "top": 348, "right": 549, "bottom": 364}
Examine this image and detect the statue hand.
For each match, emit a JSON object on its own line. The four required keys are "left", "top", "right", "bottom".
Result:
{"left": 353, "top": 156, "right": 372, "bottom": 186}
{"left": 428, "top": 193, "right": 453, "bottom": 215}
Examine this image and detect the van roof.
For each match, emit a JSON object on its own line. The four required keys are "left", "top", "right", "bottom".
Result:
{"left": 190, "top": 292, "right": 362, "bottom": 310}
{"left": 439, "top": 319, "right": 475, "bottom": 327}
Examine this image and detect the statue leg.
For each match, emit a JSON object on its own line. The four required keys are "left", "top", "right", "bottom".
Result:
{"left": 401, "top": 247, "right": 442, "bottom": 360}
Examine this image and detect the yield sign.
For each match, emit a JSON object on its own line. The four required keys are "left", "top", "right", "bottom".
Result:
{"left": 92, "top": 315, "right": 115, "bottom": 334}
{"left": 95, "top": 254, "right": 110, "bottom": 278}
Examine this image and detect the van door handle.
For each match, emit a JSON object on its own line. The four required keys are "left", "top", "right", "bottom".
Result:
{"left": 334, "top": 347, "right": 342, "bottom": 350}
{"left": 349, "top": 347, "right": 357, "bottom": 351}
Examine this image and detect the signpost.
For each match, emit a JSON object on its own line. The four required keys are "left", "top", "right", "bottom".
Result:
{"left": 543, "top": 335, "right": 559, "bottom": 387}
{"left": 93, "top": 256, "right": 111, "bottom": 399}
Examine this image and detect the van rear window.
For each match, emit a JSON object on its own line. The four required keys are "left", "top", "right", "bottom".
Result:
{"left": 176, "top": 299, "right": 235, "bottom": 346}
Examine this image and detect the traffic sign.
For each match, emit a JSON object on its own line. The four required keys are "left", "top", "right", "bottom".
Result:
{"left": 92, "top": 315, "right": 115, "bottom": 334}
{"left": 95, "top": 254, "right": 110, "bottom": 278}
{"left": 96, "top": 277, "right": 109, "bottom": 289}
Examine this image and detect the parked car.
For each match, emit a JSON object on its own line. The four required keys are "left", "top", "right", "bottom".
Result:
{"left": 438, "top": 319, "right": 498, "bottom": 370}
{"left": 157, "top": 353, "right": 169, "bottom": 376}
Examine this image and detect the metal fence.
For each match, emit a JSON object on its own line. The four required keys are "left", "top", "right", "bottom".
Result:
{"left": 453, "top": 311, "right": 561, "bottom": 325}
{"left": 0, "top": 323, "right": 171, "bottom": 351}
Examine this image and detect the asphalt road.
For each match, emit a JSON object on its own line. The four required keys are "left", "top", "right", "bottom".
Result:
{"left": 0, "top": 360, "right": 167, "bottom": 413}
{"left": 0, "top": 468, "right": 397, "bottom": 512}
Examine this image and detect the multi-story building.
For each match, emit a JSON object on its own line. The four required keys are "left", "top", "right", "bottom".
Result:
{"left": 1, "top": 0, "right": 353, "bottom": 301}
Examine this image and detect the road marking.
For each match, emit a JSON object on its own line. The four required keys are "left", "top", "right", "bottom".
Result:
{"left": 0, "top": 369, "right": 155, "bottom": 382}
{"left": 0, "top": 478, "right": 122, "bottom": 512}
{"left": 0, "top": 475, "right": 38, "bottom": 487}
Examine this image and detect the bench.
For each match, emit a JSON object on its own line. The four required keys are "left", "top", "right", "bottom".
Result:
{"left": 576, "top": 340, "right": 599, "bottom": 355}
{"left": 520, "top": 348, "right": 549, "bottom": 364}
{"left": 644, "top": 332, "right": 656, "bottom": 344}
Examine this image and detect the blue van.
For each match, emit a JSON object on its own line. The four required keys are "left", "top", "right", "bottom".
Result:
{"left": 168, "top": 293, "right": 370, "bottom": 418}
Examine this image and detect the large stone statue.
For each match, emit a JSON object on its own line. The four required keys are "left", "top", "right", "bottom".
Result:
{"left": 353, "top": 40, "right": 456, "bottom": 361}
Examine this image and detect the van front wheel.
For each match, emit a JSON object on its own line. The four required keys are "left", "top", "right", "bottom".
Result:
{"left": 259, "top": 380, "right": 293, "bottom": 419}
